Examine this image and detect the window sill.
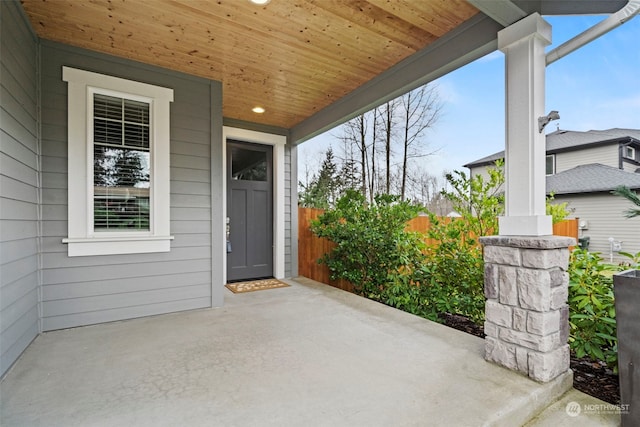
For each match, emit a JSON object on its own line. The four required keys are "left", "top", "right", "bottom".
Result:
{"left": 62, "top": 235, "right": 174, "bottom": 257}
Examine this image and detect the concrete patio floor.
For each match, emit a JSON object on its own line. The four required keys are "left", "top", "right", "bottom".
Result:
{"left": 1, "top": 277, "right": 620, "bottom": 426}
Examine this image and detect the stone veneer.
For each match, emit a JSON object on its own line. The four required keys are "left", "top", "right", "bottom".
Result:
{"left": 480, "top": 235, "right": 575, "bottom": 382}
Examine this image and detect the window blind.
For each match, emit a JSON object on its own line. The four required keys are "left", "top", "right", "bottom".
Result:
{"left": 93, "top": 94, "right": 151, "bottom": 231}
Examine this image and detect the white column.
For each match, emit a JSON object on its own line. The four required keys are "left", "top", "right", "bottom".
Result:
{"left": 498, "top": 13, "right": 553, "bottom": 236}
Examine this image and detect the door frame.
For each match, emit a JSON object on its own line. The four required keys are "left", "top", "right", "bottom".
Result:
{"left": 222, "top": 126, "right": 286, "bottom": 282}
{"left": 226, "top": 140, "right": 273, "bottom": 282}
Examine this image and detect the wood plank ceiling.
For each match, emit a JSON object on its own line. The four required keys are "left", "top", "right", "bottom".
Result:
{"left": 21, "top": 0, "right": 479, "bottom": 130}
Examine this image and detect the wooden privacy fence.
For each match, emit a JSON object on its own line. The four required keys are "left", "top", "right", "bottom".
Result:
{"left": 298, "top": 207, "right": 579, "bottom": 292}
{"left": 298, "top": 207, "right": 353, "bottom": 291}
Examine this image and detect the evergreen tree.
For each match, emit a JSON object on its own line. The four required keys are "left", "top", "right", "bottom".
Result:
{"left": 298, "top": 148, "right": 341, "bottom": 208}
{"left": 340, "top": 157, "right": 360, "bottom": 194}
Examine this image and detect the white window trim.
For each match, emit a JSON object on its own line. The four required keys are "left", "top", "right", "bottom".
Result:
{"left": 62, "top": 66, "right": 174, "bottom": 256}
{"left": 222, "top": 127, "right": 286, "bottom": 279}
{"left": 623, "top": 146, "right": 636, "bottom": 160}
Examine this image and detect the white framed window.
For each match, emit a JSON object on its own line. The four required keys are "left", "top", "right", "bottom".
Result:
{"left": 62, "top": 67, "right": 174, "bottom": 256}
{"left": 545, "top": 154, "right": 555, "bottom": 175}
{"left": 623, "top": 146, "right": 636, "bottom": 160}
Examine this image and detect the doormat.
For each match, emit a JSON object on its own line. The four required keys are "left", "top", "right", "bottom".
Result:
{"left": 225, "top": 278, "right": 290, "bottom": 294}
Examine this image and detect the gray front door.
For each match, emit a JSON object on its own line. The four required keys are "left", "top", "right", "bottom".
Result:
{"left": 226, "top": 141, "right": 273, "bottom": 282}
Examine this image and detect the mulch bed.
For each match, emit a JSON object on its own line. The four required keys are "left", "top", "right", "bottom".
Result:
{"left": 439, "top": 313, "right": 485, "bottom": 338}
{"left": 439, "top": 313, "right": 620, "bottom": 405}
{"left": 570, "top": 355, "right": 619, "bottom": 405}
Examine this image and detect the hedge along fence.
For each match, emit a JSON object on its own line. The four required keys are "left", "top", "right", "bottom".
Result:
{"left": 298, "top": 206, "right": 579, "bottom": 293}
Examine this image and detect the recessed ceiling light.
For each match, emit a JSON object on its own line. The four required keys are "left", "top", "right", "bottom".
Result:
{"left": 252, "top": 106, "right": 265, "bottom": 114}
{"left": 250, "top": 0, "right": 271, "bottom": 5}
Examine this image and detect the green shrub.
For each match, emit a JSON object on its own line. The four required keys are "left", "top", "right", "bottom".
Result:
{"left": 311, "top": 190, "right": 427, "bottom": 311}
{"left": 546, "top": 192, "right": 572, "bottom": 224}
{"left": 415, "top": 161, "right": 504, "bottom": 324}
{"left": 421, "top": 215, "right": 485, "bottom": 324}
{"left": 568, "top": 249, "right": 618, "bottom": 369}
{"left": 618, "top": 250, "right": 640, "bottom": 269}
{"left": 439, "top": 161, "right": 504, "bottom": 237}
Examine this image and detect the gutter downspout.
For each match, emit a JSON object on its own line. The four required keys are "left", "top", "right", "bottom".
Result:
{"left": 546, "top": 0, "right": 640, "bottom": 65}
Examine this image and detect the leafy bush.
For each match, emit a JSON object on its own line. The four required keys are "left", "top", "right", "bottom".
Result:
{"left": 618, "top": 250, "right": 640, "bottom": 269}
{"left": 311, "top": 190, "right": 427, "bottom": 311}
{"left": 416, "top": 161, "right": 504, "bottom": 324}
{"left": 422, "top": 215, "right": 485, "bottom": 323}
{"left": 308, "top": 159, "right": 596, "bottom": 349}
{"left": 568, "top": 249, "right": 618, "bottom": 369}
{"left": 546, "top": 192, "right": 572, "bottom": 224}
{"left": 439, "top": 160, "right": 504, "bottom": 237}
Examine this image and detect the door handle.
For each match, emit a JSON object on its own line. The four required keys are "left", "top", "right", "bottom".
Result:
{"left": 226, "top": 217, "right": 232, "bottom": 253}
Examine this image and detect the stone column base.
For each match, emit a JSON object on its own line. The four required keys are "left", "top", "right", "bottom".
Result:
{"left": 480, "top": 235, "right": 575, "bottom": 382}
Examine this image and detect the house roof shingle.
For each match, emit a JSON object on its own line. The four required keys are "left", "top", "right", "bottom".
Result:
{"left": 464, "top": 128, "right": 640, "bottom": 168}
{"left": 546, "top": 163, "right": 640, "bottom": 195}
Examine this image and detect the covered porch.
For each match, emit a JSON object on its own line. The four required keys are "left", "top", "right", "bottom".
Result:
{"left": 1, "top": 278, "right": 616, "bottom": 426}
{"left": 1, "top": 0, "right": 636, "bottom": 423}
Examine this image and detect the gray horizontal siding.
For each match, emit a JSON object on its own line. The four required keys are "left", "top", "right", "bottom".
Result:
{"left": 555, "top": 145, "right": 618, "bottom": 173}
{"left": 0, "top": 220, "right": 38, "bottom": 242}
{"left": 2, "top": 175, "right": 38, "bottom": 203}
{"left": 171, "top": 167, "right": 211, "bottom": 183}
{"left": 171, "top": 154, "right": 210, "bottom": 170}
{"left": 284, "top": 145, "right": 293, "bottom": 277}
{"left": 623, "top": 161, "right": 639, "bottom": 173}
{"left": 43, "top": 298, "right": 211, "bottom": 332}
{"left": 555, "top": 193, "right": 640, "bottom": 259}
{"left": 42, "top": 271, "right": 211, "bottom": 300}
{"left": 1, "top": 129, "right": 38, "bottom": 169}
{"left": 1, "top": 61, "right": 36, "bottom": 106}
{"left": 1, "top": 239, "right": 38, "bottom": 265}
{"left": 1, "top": 198, "right": 38, "bottom": 221}
{"left": 42, "top": 285, "right": 211, "bottom": 318}
{"left": 41, "top": 247, "right": 212, "bottom": 271}
{"left": 39, "top": 40, "right": 215, "bottom": 331}
{"left": 1, "top": 272, "right": 38, "bottom": 311}
{"left": 291, "top": 143, "right": 299, "bottom": 277}
{"left": 0, "top": 0, "right": 39, "bottom": 377}
{"left": 2, "top": 152, "right": 38, "bottom": 187}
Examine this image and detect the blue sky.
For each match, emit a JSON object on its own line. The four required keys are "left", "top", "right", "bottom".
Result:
{"left": 299, "top": 14, "right": 640, "bottom": 179}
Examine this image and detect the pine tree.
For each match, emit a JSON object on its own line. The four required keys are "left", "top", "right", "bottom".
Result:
{"left": 298, "top": 148, "right": 341, "bottom": 208}
{"left": 340, "top": 157, "right": 359, "bottom": 194}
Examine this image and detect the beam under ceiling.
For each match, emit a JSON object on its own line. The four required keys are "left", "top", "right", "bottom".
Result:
{"left": 467, "top": 0, "right": 527, "bottom": 27}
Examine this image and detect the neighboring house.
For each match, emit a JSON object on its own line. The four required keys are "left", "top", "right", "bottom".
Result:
{"left": 465, "top": 129, "right": 640, "bottom": 257}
